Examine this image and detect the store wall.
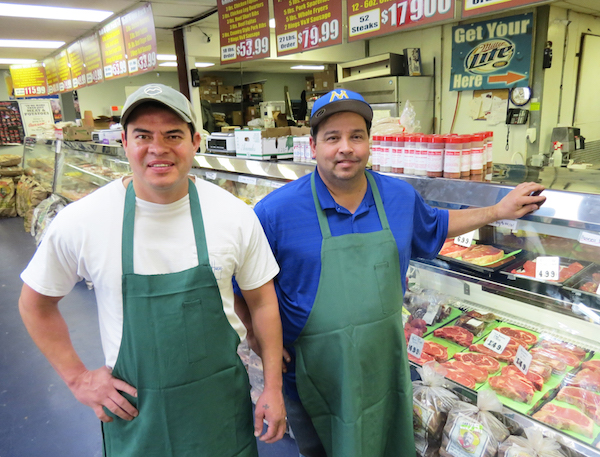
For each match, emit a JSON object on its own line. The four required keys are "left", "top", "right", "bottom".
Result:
{"left": 0, "top": 71, "right": 10, "bottom": 100}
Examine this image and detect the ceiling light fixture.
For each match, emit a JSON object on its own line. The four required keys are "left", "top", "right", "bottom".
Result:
{"left": 0, "top": 58, "right": 37, "bottom": 64}
{"left": 195, "top": 62, "right": 215, "bottom": 68}
{"left": 269, "top": 18, "right": 275, "bottom": 28}
{"left": 159, "top": 62, "right": 178, "bottom": 67}
{"left": 0, "top": 3, "right": 113, "bottom": 22}
{"left": 157, "top": 54, "right": 177, "bottom": 61}
{"left": 291, "top": 65, "right": 325, "bottom": 70}
{"left": 0, "top": 39, "right": 64, "bottom": 48}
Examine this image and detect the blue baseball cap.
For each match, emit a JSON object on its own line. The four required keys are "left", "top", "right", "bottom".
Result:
{"left": 310, "top": 89, "right": 373, "bottom": 132}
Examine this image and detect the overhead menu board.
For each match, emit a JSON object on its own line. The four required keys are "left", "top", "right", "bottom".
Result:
{"left": 80, "top": 34, "right": 104, "bottom": 86}
{"left": 43, "top": 57, "right": 60, "bottom": 95}
{"left": 463, "top": 0, "right": 549, "bottom": 19}
{"left": 99, "top": 17, "right": 128, "bottom": 80}
{"left": 218, "top": 0, "right": 271, "bottom": 65}
{"left": 121, "top": 4, "right": 158, "bottom": 75}
{"left": 67, "top": 42, "right": 87, "bottom": 89}
{"left": 55, "top": 49, "right": 73, "bottom": 93}
{"left": 9, "top": 63, "right": 47, "bottom": 98}
{"left": 273, "top": 0, "right": 342, "bottom": 57}
{"left": 347, "top": 0, "right": 455, "bottom": 42}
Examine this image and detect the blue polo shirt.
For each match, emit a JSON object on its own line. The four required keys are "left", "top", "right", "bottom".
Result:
{"left": 251, "top": 169, "right": 448, "bottom": 399}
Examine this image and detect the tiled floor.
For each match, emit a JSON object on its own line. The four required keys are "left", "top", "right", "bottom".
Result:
{"left": 0, "top": 216, "right": 299, "bottom": 457}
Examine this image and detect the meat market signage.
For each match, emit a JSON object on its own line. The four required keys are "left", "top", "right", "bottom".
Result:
{"left": 462, "top": 0, "right": 549, "bottom": 19}
{"left": 346, "top": 0, "right": 456, "bottom": 42}
{"left": 218, "top": 0, "right": 271, "bottom": 64}
{"left": 450, "top": 13, "right": 533, "bottom": 91}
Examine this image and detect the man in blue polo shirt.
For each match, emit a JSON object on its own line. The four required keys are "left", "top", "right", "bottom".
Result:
{"left": 237, "top": 89, "right": 545, "bottom": 457}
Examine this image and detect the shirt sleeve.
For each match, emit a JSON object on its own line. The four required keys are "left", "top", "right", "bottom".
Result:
{"left": 411, "top": 191, "right": 449, "bottom": 260}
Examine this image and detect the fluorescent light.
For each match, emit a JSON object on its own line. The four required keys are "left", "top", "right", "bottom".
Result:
{"left": 0, "top": 39, "right": 64, "bottom": 48}
{"left": 0, "top": 3, "right": 113, "bottom": 22}
{"left": 269, "top": 18, "right": 275, "bottom": 28}
{"left": 157, "top": 54, "right": 177, "bottom": 61}
{"left": 159, "top": 62, "right": 178, "bottom": 67}
{"left": 291, "top": 65, "right": 325, "bottom": 71}
{"left": 195, "top": 62, "right": 214, "bottom": 68}
{"left": 0, "top": 58, "right": 37, "bottom": 64}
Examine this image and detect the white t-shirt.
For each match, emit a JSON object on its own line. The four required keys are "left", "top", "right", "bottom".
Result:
{"left": 21, "top": 178, "right": 279, "bottom": 368}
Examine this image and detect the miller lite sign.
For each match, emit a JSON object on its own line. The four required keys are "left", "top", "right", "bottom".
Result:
{"left": 450, "top": 13, "right": 533, "bottom": 91}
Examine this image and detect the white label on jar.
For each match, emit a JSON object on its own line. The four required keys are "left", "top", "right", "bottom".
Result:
{"left": 416, "top": 149, "right": 428, "bottom": 171}
{"left": 579, "top": 231, "right": 600, "bottom": 247}
{"left": 427, "top": 150, "right": 443, "bottom": 172}
{"left": 444, "top": 149, "right": 461, "bottom": 173}
{"left": 487, "top": 141, "right": 493, "bottom": 162}
{"left": 382, "top": 146, "right": 391, "bottom": 168}
{"left": 484, "top": 330, "right": 510, "bottom": 354}
{"left": 471, "top": 147, "right": 484, "bottom": 169}
{"left": 371, "top": 146, "right": 380, "bottom": 166}
{"left": 535, "top": 256, "right": 560, "bottom": 281}
{"left": 446, "top": 415, "right": 489, "bottom": 457}
{"left": 461, "top": 150, "right": 471, "bottom": 172}
{"left": 405, "top": 149, "right": 414, "bottom": 170}
{"left": 514, "top": 345, "right": 532, "bottom": 375}
{"left": 304, "top": 142, "right": 312, "bottom": 162}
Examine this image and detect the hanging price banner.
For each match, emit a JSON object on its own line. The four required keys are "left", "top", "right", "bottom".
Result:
{"left": 273, "top": 0, "right": 342, "bottom": 57}
{"left": 347, "top": 0, "right": 456, "bottom": 42}
{"left": 407, "top": 333, "right": 425, "bottom": 359}
{"left": 535, "top": 256, "right": 560, "bottom": 281}
{"left": 67, "top": 42, "right": 87, "bottom": 89}
{"left": 10, "top": 63, "right": 47, "bottom": 98}
{"left": 99, "top": 17, "right": 128, "bottom": 80}
{"left": 80, "top": 34, "right": 104, "bottom": 85}
{"left": 121, "top": 4, "right": 158, "bottom": 75}
{"left": 454, "top": 231, "right": 475, "bottom": 248}
{"left": 483, "top": 330, "right": 510, "bottom": 354}
{"left": 514, "top": 345, "right": 532, "bottom": 375}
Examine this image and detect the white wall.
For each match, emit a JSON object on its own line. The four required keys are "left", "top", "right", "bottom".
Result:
{"left": 0, "top": 71, "right": 10, "bottom": 101}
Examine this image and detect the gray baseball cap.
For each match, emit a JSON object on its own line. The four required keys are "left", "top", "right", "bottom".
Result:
{"left": 121, "top": 84, "right": 197, "bottom": 129}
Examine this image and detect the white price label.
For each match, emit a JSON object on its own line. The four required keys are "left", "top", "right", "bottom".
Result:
{"left": 407, "top": 333, "right": 425, "bottom": 359}
{"left": 271, "top": 181, "right": 286, "bottom": 189}
{"left": 205, "top": 171, "right": 217, "bottom": 180}
{"left": 579, "top": 231, "right": 600, "bottom": 247}
{"left": 454, "top": 231, "right": 475, "bottom": 248}
{"left": 489, "top": 219, "right": 518, "bottom": 231}
{"left": 514, "top": 345, "right": 532, "bottom": 375}
{"left": 483, "top": 330, "right": 510, "bottom": 354}
{"left": 277, "top": 32, "right": 297, "bottom": 52}
{"left": 238, "top": 176, "right": 257, "bottom": 185}
{"left": 535, "top": 256, "right": 560, "bottom": 281}
{"left": 349, "top": 9, "right": 381, "bottom": 37}
{"left": 422, "top": 304, "right": 440, "bottom": 326}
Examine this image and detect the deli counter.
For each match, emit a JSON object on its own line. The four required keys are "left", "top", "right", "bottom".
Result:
{"left": 21, "top": 140, "right": 600, "bottom": 456}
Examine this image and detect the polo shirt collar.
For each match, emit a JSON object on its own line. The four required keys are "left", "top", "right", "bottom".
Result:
{"left": 313, "top": 169, "right": 376, "bottom": 215}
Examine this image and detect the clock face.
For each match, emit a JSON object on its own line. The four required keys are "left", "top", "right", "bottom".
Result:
{"left": 510, "top": 86, "right": 532, "bottom": 106}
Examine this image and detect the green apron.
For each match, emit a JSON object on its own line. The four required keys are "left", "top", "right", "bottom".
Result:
{"left": 294, "top": 172, "right": 415, "bottom": 457}
{"left": 102, "top": 179, "right": 258, "bottom": 457}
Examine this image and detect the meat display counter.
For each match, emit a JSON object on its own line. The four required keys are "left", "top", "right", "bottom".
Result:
{"left": 192, "top": 154, "right": 600, "bottom": 457}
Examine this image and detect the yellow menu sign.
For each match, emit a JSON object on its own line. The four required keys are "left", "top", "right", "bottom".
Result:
{"left": 80, "top": 34, "right": 104, "bottom": 85}
{"left": 55, "top": 49, "right": 73, "bottom": 93}
{"left": 122, "top": 4, "right": 157, "bottom": 75}
{"left": 10, "top": 63, "right": 47, "bottom": 98}
{"left": 99, "top": 17, "right": 127, "bottom": 80}
{"left": 68, "top": 42, "right": 87, "bottom": 89}
{"left": 44, "top": 57, "right": 60, "bottom": 95}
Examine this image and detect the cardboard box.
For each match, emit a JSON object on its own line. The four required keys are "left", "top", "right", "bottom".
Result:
{"left": 199, "top": 76, "right": 223, "bottom": 86}
{"left": 248, "top": 83, "right": 263, "bottom": 93}
{"left": 314, "top": 70, "right": 335, "bottom": 91}
{"left": 199, "top": 85, "right": 218, "bottom": 95}
{"left": 201, "top": 94, "right": 221, "bottom": 103}
{"left": 231, "top": 111, "right": 243, "bottom": 126}
{"left": 234, "top": 127, "right": 297, "bottom": 160}
{"left": 93, "top": 116, "right": 112, "bottom": 129}
{"left": 221, "top": 94, "right": 235, "bottom": 103}
{"left": 218, "top": 85, "right": 234, "bottom": 95}
{"left": 404, "top": 48, "right": 422, "bottom": 76}
{"left": 63, "top": 126, "right": 93, "bottom": 141}
{"left": 305, "top": 76, "right": 314, "bottom": 91}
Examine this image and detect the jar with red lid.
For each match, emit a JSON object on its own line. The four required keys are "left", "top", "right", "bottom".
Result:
{"left": 427, "top": 135, "right": 445, "bottom": 178}
{"left": 470, "top": 132, "right": 485, "bottom": 175}
{"left": 414, "top": 134, "right": 427, "bottom": 176}
{"left": 485, "top": 131, "right": 494, "bottom": 173}
{"left": 371, "top": 135, "right": 382, "bottom": 171}
{"left": 459, "top": 134, "right": 472, "bottom": 178}
{"left": 404, "top": 134, "right": 415, "bottom": 175}
{"left": 443, "top": 135, "right": 462, "bottom": 179}
{"left": 380, "top": 135, "right": 393, "bottom": 173}
{"left": 392, "top": 133, "right": 404, "bottom": 174}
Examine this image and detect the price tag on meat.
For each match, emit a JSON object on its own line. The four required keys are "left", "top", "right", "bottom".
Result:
{"left": 535, "top": 256, "right": 560, "bottom": 281}
{"left": 407, "top": 333, "right": 425, "bottom": 359}
{"left": 483, "top": 330, "right": 510, "bottom": 354}
{"left": 454, "top": 231, "right": 475, "bottom": 248}
{"left": 514, "top": 345, "right": 532, "bottom": 375}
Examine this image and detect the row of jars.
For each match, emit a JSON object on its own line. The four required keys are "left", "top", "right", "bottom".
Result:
{"left": 371, "top": 132, "right": 494, "bottom": 179}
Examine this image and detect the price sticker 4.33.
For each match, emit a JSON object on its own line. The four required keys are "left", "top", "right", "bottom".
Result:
{"left": 483, "top": 330, "right": 510, "bottom": 354}
{"left": 407, "top": 333, "right": 425, "bottom": 359}
{"left": 514, "top": 345, "right": 532, "bottom": 375}
{"left": 535, "top": 256, "right": 560, "bottom": 281}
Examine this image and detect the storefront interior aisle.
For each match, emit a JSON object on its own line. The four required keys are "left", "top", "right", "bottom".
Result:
{"left": 0, "top": 216, "right": 300, "bottom": 457}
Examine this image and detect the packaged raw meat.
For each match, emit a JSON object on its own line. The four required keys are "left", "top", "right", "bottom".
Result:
{"left": 443, "top": 360, "right": 488, "bottom": 383}
{"left": 501, "top": 365, "right": 544, "bottom": 391}
{"left": 582, "top": 360, "right": 600, "bottom": 372}
{"left": 409, "top": 351, "right": 437, "bottom": 365}
{"left": 440, "top": 390, "right": 509, "bottom": 457}
{"left": 413, "top": 362, "right": 460, "bottom": 457}
{"left": 455, "top": 311, "right": 496, "bottom": 337}
{"left": 530, "top": 347, "right": 581, "bottom": 368}
{"left": 488, "top": 373, "right": 536, "bottom": 404}
{"left": 461, "top": 245, "right": 504, "bottom": 266}
{"left": 556, "top": 386, "right": 600, "bottom": 425}
{"left": 538, "top": 339, "right": 587, "bottom": 361}
{"left": 528, "top": 360, "right": 553, "bottom": 382}
{"left": 423, "top": 341, "right": 449, "bottom": 363}
{"left": 496, "top": 326, "right": 538, "bottom": 346}
{"left": 434, "top": 326, "right": 474, "bottom": 347}
{"left": 533, "top": 403, "right": 595, "bottom": 438}
{"left": 531, "top": 352, "right": 567, "bottom": 375}
{"left": 454, "top": 352, "right": 501, "bottom": 374}
{"left": 498, "top": 428, "right": 566, "bottom": 457}
{"left": 570, "top": 368, "right": 600, "bottom": 392}
{"left": 439, "top": 239, "right": 472, "bottom": 258}
{"left": 469, "top": 344, "right": 516, "bottom": 364}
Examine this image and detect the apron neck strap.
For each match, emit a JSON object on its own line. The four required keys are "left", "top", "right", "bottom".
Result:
{"left": 122, "top": 179, "right": 207, "bottom": 275}
{"left": 310, "top": 171, "right": 390, "bottom": 239}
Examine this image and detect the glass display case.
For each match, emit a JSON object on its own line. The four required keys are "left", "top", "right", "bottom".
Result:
{"left": 22, "top": 137, "right": 57, "bottom": 190}
{"left": 192, "top": 154, "right": 600, "bottom": 457}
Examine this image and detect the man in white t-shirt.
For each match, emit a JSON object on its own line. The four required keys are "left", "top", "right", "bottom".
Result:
{"left": 19, "top": 84, "right": 285, "bottom": 457}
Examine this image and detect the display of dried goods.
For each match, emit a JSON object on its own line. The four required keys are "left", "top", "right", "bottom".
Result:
{"left": 469, "top": 344, "right": 516, "bottom": 363}
{"left": 0, "top": 165, "right": 23, "bottom": 177}
{"left": 0, "top": 177, "right": 17, "bottom": 217}
{"left": 488, "top": 373, "right": 536, "bottom": 404}
{"left": 453, "top": 352, "right": 500, "bottom": 374}
{"left": 440, "top": 391, "right": 509, "bottom": 457}
{"left": 496, "top": 326, "right": 538, "bottom": 346}
{"left": 533, "top": 403, "right": 595, "bottom": 438}
{"left": 433, "top": 326, "right": 474, "bottom": 347}
{"left": 557, "top": 386, "right": 600, "bottom": 425}
{"left": 0, "top": 154, "right": 22, "bottom": 167}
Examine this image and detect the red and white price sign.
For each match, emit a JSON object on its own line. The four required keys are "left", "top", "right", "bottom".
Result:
{"left": 274, "top": 0, "right": 342, "bottom": 57}
{"left": 407, "top": 333, "right": 425, "bottom": 359}
{"left": 483, "top": 330, "right": 510, "bottom": 354}
{"left": 535, "top": 256, "right": 560, "bottom": 282}
{"left": 347, "top": 0, "right": 456, "bottom": 42}
{"left": 514, "top": 345, "right": 532, "bottom": 375}
{"left": 122, "top": 4, "right": 158, "bottom": 75}
{"left": 454, "top": 231, "right": 475, "bottom": 248}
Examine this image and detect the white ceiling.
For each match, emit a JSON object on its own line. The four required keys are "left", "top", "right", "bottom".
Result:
{"left": 0, "top": 0, "right": 599, "bottom": 73}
